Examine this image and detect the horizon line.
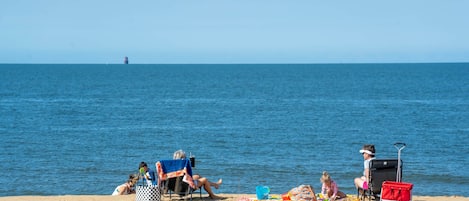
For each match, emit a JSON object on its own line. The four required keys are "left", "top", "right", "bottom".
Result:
{"left": 1, "top": 61, "right": 469, "bottom": 65}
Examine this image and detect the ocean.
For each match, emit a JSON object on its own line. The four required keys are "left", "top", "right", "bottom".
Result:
{"left": 0, "top": 63, "right": 468, "bottom": 197}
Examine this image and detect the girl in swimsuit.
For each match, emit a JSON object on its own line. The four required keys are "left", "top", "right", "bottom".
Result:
{"left": 112, "top": 174, "right": 138, "bottom": 195}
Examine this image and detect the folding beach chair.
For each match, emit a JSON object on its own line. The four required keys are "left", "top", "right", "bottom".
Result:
{"left": 166, "top": 175, "right": 202, "bottom": 200}
{"left": 359, "top": 159, "right": 402, "bottom": 201}
{"left": 156, "top": 159, "right": 201, "bottom": 201}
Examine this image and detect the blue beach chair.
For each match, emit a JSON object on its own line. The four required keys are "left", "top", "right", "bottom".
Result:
{"left": 156, "top": 159, "right": 202, "bottom": 201}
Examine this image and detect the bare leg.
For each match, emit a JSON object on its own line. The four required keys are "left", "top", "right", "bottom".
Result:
{"left": 210, "top": 179, "right": 223, "bottom": 189}
{"left": 197, "top": 177, "right": 222, "bottom": 199}
{"left": 354, "top": 176, "right": 365, "bottom": 189}
{"left": 336, "top": 191, "right": 346, "bottom": 198}
{"left": 328, "top": 190, "right": 347, "bottom": 201}
{"left": 192, "top": 174, "right": 221, "bottom": 188}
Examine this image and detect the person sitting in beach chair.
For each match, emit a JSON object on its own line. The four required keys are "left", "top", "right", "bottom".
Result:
{"left": 354, "top": 144, "right": 376, "bottom": 200}
{"left": 157, "top": 158, "right": 201, "bottom": 200}
{"left": 173, "top": 149, "right": 223, "bottom": 199}
{"left": 354, "top": 144, "right": 376, "bottom": 192}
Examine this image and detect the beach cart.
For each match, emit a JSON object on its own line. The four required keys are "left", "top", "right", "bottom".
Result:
{"left": 380, "top": 143, "right": 413, "bottom": 201}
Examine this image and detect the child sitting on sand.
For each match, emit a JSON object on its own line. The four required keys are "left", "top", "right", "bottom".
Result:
{"left": 320, "top": 171, "right": 346, "bottom": 201}
{"left": 112, "top": 174, "right": 139, "bottom": 195}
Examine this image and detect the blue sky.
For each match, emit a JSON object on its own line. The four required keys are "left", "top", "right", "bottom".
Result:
{"left": 1, "top": 0, "right": 469, "bottom": 64}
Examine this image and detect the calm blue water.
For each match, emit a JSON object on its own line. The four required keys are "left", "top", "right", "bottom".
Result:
{"left": 0, "top": 63, "right": 468, "bottom": 197}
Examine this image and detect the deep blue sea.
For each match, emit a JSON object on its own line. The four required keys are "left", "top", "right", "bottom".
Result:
{"left": 0, "top": 63, "right": 468, "bottom": 197}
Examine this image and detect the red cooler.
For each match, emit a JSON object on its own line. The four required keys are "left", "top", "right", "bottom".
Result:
{"left": 381, "top": 181, "right": 413, "bottom": 201}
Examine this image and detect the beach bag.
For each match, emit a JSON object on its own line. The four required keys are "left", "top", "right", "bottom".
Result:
{"left": 136, "top": 185, "right": 160, "bottom": 201}
{"left": 256, "top": 186, "right": 270, "bottom": 200}
{"left": 381, "top": 181, "right": 413, "bottom": 201}
{"left": 289, "top": 185, "right": 317, "bottom": 201}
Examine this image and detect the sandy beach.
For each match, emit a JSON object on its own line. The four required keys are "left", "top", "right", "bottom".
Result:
{"left": 1, "top": 194, "right": 468, "bottom": 201}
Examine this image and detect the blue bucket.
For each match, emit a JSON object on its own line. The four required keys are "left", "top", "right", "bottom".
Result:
{"left": 256, "top": 186, "right": 270, "bottom": 200}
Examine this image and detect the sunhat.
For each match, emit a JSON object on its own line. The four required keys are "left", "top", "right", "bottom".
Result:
{"left": 359, "top": 149, "right": 374, "bottom": 155}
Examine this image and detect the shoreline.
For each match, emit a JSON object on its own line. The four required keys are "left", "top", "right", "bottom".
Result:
{"left": 1, "top": 194, "right": 469, "bottom": 201}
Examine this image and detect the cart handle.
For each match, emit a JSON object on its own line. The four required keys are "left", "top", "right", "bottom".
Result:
{"left": 394, "top": 142, "right": 406, "bottom": 150}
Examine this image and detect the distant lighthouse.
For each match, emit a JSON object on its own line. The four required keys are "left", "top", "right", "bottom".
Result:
{"left": 124, "top": 56, "right": 129, "bottom": 64}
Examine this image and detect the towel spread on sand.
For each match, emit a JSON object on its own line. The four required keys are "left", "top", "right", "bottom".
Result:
{"left": 156, "top": 159, "right": 195, "bottom": 188}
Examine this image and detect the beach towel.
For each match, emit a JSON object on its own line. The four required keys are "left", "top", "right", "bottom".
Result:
{"left": 289, "top": 185, "right": 317, "bottom": 201}
{"left": 156, "top": 159, "right": 195, "bottom": 188}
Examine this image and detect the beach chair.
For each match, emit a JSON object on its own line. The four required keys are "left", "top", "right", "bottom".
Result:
{"left": 358, "top": 159, "right": 402, "bottom": 201}
{"left": 156, "top": 159, "right": 201, "bottom": 201}
{"left": 166, "top": 175, "right": 202, "bottom": 200}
